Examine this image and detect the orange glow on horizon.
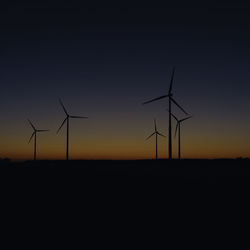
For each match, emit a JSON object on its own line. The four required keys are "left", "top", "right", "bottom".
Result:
{"left": 1, "top": 105, "right": 250, "bottom": 161}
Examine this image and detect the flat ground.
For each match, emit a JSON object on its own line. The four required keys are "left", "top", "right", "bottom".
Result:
{"left": 1, "top": 159, "right": 250, "bottom": 183}
{"left": 1, "top": 159, "right": 249, "bottom": 220}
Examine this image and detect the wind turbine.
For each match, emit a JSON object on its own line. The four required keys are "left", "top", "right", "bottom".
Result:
{"left": 169, "top": 111, "right": 192, "bottom": 160}
{"left": 146, "top": 119, "right": 165, "bottom": 160}
{"left": 142, "top": 67, "right": 188, "bottom": 160}
{"left": 28, "top": 119, "right": 49, "bottom": 161}
{"left": 57, "top": 99, "right": 88, "bottom": 160}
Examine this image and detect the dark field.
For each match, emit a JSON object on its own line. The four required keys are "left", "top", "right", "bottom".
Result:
{"left": 2, "top": 159, "right": 250, "bottom": 225}
{"left": 1, "top": 159, "right": 250, "bottom": 183}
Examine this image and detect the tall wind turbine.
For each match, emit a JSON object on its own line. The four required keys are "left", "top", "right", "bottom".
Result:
{"left": 169, "top": 111, "right": 192, "bottom": 160}
{"left": 146, "top": 119, "right": 165, "bottom": 160}
{"left": 28, "top": 119, "right": 49, "bottom": 161}
{"left": 57, "top": 99, "right": 88, "bottom": 160}
{"left": 142, "top": 67, "right": 188, "bottom": 160}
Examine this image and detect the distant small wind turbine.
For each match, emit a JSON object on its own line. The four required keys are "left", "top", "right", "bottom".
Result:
{"left": 57, "top": 98, "right": 88, "bottom": 160}
{"left": 143, "top": 67, "right": 188, "bottom": 160}
{"left": 146, "top": 119, "right": 166, "bottom": 160}
{"left": 28, "top": 119, "right": 49, "bottom": 161}
{"left": 168, "top": 111, "right": 192, "bottom": 160}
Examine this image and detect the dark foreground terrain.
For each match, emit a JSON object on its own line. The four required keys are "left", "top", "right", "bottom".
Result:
{"left": 1, "top": 158, "right": 250, "bottom": 183}
{"left": 2, "top": 158, "right": 250, "bottom": 231}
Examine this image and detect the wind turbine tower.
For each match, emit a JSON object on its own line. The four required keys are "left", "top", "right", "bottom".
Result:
{"left": 169, "top": 111, "right": 192, "bottom": 160}
{"left": 57, "top": 99, "right": 88, "bottom": 160}
{"left": 28, "top": 119, "right": 49, "bottom": 161}
{"left": 143, "top": 67, "right": 188, "bottom": 160}
{"left": 146, "top": 119, "right": 165, "bottom": 160}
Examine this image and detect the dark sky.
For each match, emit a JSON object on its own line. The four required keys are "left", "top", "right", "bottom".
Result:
{"left": 1, "top": 2, "right": 250, "bottom": 159}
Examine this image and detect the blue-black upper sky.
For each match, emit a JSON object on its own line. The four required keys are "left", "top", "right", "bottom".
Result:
{"left": 1, "top": 1, "right": 250, "bottom": 159}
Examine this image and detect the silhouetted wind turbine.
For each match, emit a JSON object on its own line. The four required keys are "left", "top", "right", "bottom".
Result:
{"left": 169, "top": 111, "right": 192, "bottom": 160}
{"left": 142, "top": 67, "right": 188, "bottom": 160}
{"left": 57, "top": 99, "right": 88, "bottom": 160}
{"left": 146, "top": 119, "right": 165, "bottom": 160}
{"left": 28, "top": 119, "right": 49, "bottom": 161}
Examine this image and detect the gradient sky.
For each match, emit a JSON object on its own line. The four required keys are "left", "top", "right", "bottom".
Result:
{"left": 1, "top": 2, "right": 250, "bottom": 160}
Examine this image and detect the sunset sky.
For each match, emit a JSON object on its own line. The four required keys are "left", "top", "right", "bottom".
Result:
{"left": 1, "top": 2, "right": 250, "bottom": 160}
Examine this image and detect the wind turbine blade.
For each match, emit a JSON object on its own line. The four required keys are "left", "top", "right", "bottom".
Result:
{"left": 171, "top": 113, "right": 179, "bottom": 122}
{"left": 142, "top": 95, "right": 169, "bottom": 105}
{"left": 174, "top": 123, "right": 179, "bottom": 138}
{"left": 154, "top": 119, "right": 157, "bottom": 132}
{"left": 170, "top": 97, "right": 188, "bottom": 115}
{"left": 157, "top": 132, "right": 166, "bottom": 138}
{"left": 145, "top": 132, "right": 155, "bottom": 140}
{"left": 28, "top": 119, "right": 36, "bottom": 130}
{"left": 59, "top": 98, "right": 68, "bottom": 115}
{"left": 28, "top": 132, "right": 35, "bottom": 144}
{"left": 57, "top": 118, "right": 67, "bottom": 134}
{"left": 70, "top": 116, "right": 88, "bottom": 119}
{"left": 37, "top": 130, "right": 49, "bottom": 132}
{"left": 168, "top": 67, "right": 175, "bottom": 95}
{"left": 166, "top": 109, "right": 179, "bottom": 122}
{"left": 180, "top": 116, "right": 192, "bottom": 123}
